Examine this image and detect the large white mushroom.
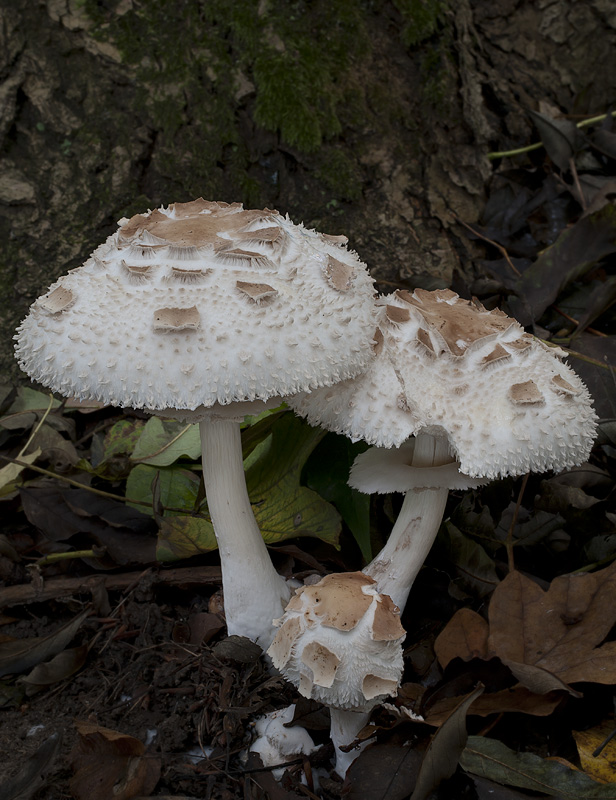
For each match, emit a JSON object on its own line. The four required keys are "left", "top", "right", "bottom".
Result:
{"left": 289, "top": 288, "right": 598, "bottom": 609}
{"left": 14, "top": 199, "right": 378, "bottom": 648}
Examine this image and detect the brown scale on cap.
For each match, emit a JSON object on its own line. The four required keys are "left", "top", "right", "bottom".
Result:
{"left": 508, "top": 336, "right": 533, "bottom": 351}
{"left": 169, "top": 266, "right": 209, "bottom": 282}
{"left": 214, "top": 248, "right": 277, "bottom": 270}
{"left": 552, "top": 375, "right": 581, "bottom": 396}
{"left": 324, "top": 256, "right": 355, "bottom": 292}
{"left": 287, "top": 572, "right": 404, "bottom": 639}
{"left": 119, "top": 199, "right": 280, "bottom": 250}
{"left": 481, "top": 343, "right": 511, "bottom": 366}
{"left": 320, "top": 232, "right": 349, "bottom": 246}
{"left": 363, "top": 674, "right": 399, "bottom": 701}
{"left": 287, "top": 572, "right": 372, "bottom": 630}
{"left": 372, "top": 327, "right": 384, "bottom": 356}
{"left": 153, "top": 306, "right": 201, "bottom": 332}
{"left": 372, "top": 593, "right": 406, "bottom": 641}
{"left": 39, "top": 286, "right": 74, "bottom": 314}
{"left": 395, "top": 288, "right": 514, "bottom": 357}
{"left": 416, "top": 327, "right": 435, "bottom": 355}
{"left": 235, "top": 226, "right": 284, "bottom": 245}
{"left": 386, "top": 305, "right": 411, "bottom": 324}
{"left": 509, "top": 380, "right": 544, "bottom": 405}
{"left": 236, "top": 281, "right": 278, "bottom": 302}
{"left": 270, "top": 616, "right": 301, "bottom": 668}
{"left": 301, "top": 641, "right": 341, "bottom": 687}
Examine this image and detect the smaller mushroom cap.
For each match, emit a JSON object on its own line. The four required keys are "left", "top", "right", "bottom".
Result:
{"left": 289, "top": 289, "right": 598, "bottom": 480}
{"left": 268, "top": 572, "right": 405, "bottom": 711}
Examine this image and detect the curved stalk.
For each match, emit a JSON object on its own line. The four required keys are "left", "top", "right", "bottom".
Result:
{"left": 364, "top": 433, "right": 450, "bottom": 610}
{"left": 200, "top": 419, "right": 291, "bottom": 649}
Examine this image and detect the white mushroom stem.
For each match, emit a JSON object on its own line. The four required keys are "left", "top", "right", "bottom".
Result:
{"left": 330, "top": 708, "right": 372, "bottom": 777}
{"left": 200, "top": 419, "right": 291, "bottom": 649}
{"left": 364, "top": 432, "right": 450, "bottom": 610}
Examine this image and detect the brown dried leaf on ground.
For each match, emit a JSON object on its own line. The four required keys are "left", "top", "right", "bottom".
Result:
{"left": 400, "top": 682, "right": 562, "bottom": 727}
{"left": 70, "top": 721, "right": 160, "bottom": 800}
{"left": 436, "top": 562, "right": 616, "bottom": 690}
{"left": 0, "top": 608, "right": 90, "bottom": 678}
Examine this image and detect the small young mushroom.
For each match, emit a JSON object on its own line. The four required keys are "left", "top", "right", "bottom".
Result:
{"left": 290, "top": 288, "right": 598, "bottom": 609}
{"left": 14, "top": 199, "right": 378, "bottom": 648}
{"left": 248, "top": 704, "right": 316, "bottom": 779}
{"left": 267, "top": 571, "right": 406, "bottom": 775}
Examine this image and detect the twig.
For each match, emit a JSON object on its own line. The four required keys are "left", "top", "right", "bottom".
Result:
{"left": 540, "top": 340, "right": 614, "bottom": 370}
{"left": 36, "top": 549, "right": 104, "bottom": 567}
{"left": 0, "top": 565, "right": 222, "bottom": 609}
{"left": 487, "top": 109, "right": 616, "bottom": 160}
{"left": 0, "top": 453, "right": 207, "bottom": 515}
{"left": 451, "top": 214, "right": 521, "bottom": 277}
{"left": 553, "top": 306, "right": 608, "bottom": 337}
{"left": 131, "top": 423, "right": 193, "bottom": 463}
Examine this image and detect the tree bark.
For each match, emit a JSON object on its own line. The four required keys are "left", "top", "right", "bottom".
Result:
{"left": 2, "top": 0, "right": 615, "bottom": 381}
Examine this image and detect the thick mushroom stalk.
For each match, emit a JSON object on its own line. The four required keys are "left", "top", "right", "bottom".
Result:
{"left": 200, "top": 419, "right": 290, "bottom": 647}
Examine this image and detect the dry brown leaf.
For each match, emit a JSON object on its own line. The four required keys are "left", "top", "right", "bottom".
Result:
{"left": 435, "top": 563, "right": 616, "bottom": 706}
{"left": 434, "top": 608, "right": 489, "bottom": 669}
{"left": 423, "top": 687, "right": 562, "bottom": 726}
{"left": 397, "top": 683, "right": 561, "bottom": 726}
{"left": 488, "top": 565, "right": 616, "bottom": 685}
{"left": 70, "top": 721, "right": 160, "bottom": 800}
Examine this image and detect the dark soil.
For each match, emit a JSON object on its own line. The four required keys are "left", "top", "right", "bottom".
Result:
{"left": 0, "top": 578, "right": 332, "bottom": 800}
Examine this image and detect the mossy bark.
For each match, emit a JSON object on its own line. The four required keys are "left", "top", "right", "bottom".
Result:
{"left": 2, "top": 0, "right": 616, "bottom": 382}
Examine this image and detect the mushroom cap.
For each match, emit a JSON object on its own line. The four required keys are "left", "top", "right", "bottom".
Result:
{"left": 289, "top": 288, "right": 598, "bottom": 480}
{"left": 267, "top": 572, "right": 405, "bottom": 711}
{"left": 15, "top": 200, "right": 377, "bottom": 417}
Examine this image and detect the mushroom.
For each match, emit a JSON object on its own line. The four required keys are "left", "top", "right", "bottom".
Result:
{"left": 289, "top": 288, "right": 598, "bottom": 610}
{"left": 14, "top": 199, "right": 378, "bottom": 648}
{"left": 267, "top": 571, "right": 406, "bottom": 775}
{"left": 248, "top": 704, "right": 316, "bottom": 779}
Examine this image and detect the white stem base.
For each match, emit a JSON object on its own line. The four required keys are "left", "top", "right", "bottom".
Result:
{"left": 364, "top": 433, "right": 450, "bottom": 610}
{"left": 200, "top": 419, "right": 291, "bottom": 649}
{"left": 330, "top": 708, "right": 372, "bottom": 777}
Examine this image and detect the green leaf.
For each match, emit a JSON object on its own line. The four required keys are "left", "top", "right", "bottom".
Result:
{"left": 0, "top": 388, "right": 61, "bottom": 431}
{"left": 145, "top": 414, "right": 341, "bottom": 561}
{"left": 245, "top": 413, "right": 341, "bottom": 547}
{"left": 156, "top": 515, "right": 217, "bottom": 561}
{"left": 461, "top": 736, "right": 616, "bottom": 798}
{"left": 126, "top": 464, "right": 200, "bottom": 512}
{"left": 103, "top": 419, "right": 146, "bottom": 459}
{"left": 304, "top": 432, "right": 371, "bottom": 560}
{"left": 7, "top": 387, "right": 61, "bottom": 413}
{"left": 131, "top": 417, "right": 201, "bottom": 466}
